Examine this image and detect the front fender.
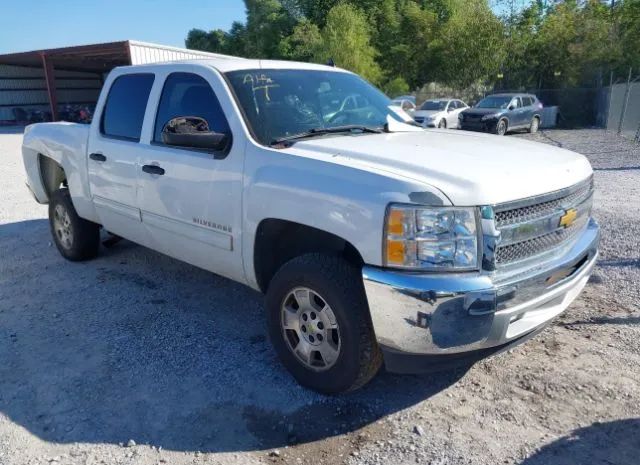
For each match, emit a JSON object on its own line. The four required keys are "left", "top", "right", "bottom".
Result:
{"left": 241, "top": 144, "right": 450, "bottom": 289}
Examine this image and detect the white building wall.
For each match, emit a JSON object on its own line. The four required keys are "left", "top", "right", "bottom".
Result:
{"left": 128, "top": 40, "right": 232, "bottom": 65}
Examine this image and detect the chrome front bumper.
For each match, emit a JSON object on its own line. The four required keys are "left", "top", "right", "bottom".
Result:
{"left": 362, "top": 218, "right": 600, "bottom": 366}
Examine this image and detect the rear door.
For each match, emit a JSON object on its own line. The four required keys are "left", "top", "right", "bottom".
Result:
{"left": 510, "top": 97, "right": 527, "bottom": 128}
{"left": 135, "top": 67, "right": 246, "bottom": 283}
{"left": 522, "top": 96, "right": 534, "bottom": 123}
{"left": 87, "top": 72, "right": 155, "bottom": 244}
{"left": 445, "top": 100, "right": 460, "bottom": 127}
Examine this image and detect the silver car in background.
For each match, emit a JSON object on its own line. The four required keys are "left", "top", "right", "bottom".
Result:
{"left": 390, "top": 98, "right": 416, "bottom": 116}
{"left": 413, "top": 99, "right": 469, "bottom": 128}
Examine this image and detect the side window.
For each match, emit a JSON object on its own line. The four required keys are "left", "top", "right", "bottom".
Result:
{"left": 101, "top": 74, "right": 154, "bottom": 141}
{"left": 523, "top": 96, "right": 533, "bottom": 106}
{"left": 457, "top": 100, "right": 467, "bottom": 108}
{"left": 449, "top": 101, "right": 458, "bottom": 109}
{"left": 512, "top": 97, "right": 522, "bottom": 108}
{"left": 154, "top": 72, "right": 230, "bottom": 143}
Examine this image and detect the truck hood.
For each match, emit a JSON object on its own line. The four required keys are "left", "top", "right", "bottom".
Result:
{"left": 285, "top": 129, "right": 593, "bottom": 206}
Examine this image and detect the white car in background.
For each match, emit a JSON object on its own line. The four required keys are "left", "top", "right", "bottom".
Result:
{"left": 413, "top": 99, "right": 468, "bottom": 128}
{"left": 390, "top": 98, "right": 416, "bottom": 116}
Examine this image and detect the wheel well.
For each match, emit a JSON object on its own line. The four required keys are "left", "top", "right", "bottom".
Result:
{"left": 38, "top": 154, "right": 66, "bottom": 200}
{"left": 254, "top": 219, "right": 364, "bottom": 293}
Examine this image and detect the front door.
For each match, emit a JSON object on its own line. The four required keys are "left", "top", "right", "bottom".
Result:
{"left": 136, "top": 70, "right": 245, "bottom": 283}
{"left": 87, "top": 73, "right": 155, "bottom": 245}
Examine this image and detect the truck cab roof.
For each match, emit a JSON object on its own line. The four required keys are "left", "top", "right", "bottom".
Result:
{"left": 112, "top": 57, "right": 349, "bottom": 74}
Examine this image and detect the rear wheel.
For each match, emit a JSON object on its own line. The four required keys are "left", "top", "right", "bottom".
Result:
{"left": 49, "top": 189, "right": 100, "bottom": 261}
{"left": 265, "top": 253, "right": 382, "bottom": 394}
{"left": 494, "top": 118, "right": 508, "bottom": 136}
{"left": 529, "top": 116, "right": 540, "bottom": 133}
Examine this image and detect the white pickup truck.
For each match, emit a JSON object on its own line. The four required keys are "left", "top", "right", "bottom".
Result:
{"left": 22, "top": 58, "right": 600, "bottom": 393}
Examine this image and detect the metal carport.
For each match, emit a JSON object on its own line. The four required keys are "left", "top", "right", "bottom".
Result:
{"left": 0, "top": 40, "right": 224, "bottom": 123}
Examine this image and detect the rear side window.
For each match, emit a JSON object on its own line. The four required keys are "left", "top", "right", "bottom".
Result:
{"left": 523, "top": 96, "right": 533, "bottom": 106}
{"left": 154, "top": 72, "right": 230, "bottom": 143}
{"left": 101, "top": 74, "right": 154, "bottom": 141}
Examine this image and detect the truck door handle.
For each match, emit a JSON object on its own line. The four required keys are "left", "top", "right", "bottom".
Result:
{"left": 89, "top": 153, "right": 106, "bottom": 162}
{"left": 142, "top": 164, "right": 165, "bottom": 176}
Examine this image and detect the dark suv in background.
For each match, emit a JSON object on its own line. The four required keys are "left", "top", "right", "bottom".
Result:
{"left": 458, "top": 93, "right": 542, "bottom": 136}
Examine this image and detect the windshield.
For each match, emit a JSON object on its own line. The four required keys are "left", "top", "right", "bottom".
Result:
{"left": 225, "top": 69, "right": 402, "bottom": 145}
{"left": 476, "top": 96, "right": 513, "bottom": 109}
{"left": 420, "top": 100, "right": 447, "bottom": 111}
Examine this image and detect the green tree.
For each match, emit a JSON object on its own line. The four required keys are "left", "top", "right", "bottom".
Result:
{"left": 616, "top": 0, "right": 640, "bottom": 73}
{"left": 243, "top": 0, "right": 297, "bottom": 58}
{"left": 434, "top": 0, "right": 504, "bottom": 88}
{"left": 185, "top": 29, "right": 230, "bottom": 54}
{"left": 279, "top": 19, "right": 324, "bottom": 61}
{"left": 317, "top": 3, "right": 383, "bottom": 84}
{"left": 382, "top": 76, "right": 410, "bottom": 96}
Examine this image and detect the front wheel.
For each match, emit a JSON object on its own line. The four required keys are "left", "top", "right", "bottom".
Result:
{"left": 494, "top": 118, "right": 508, "bottom": 136}
{"left": 49, "top": 189, "right": 100, "bottom": 261}
{"left": 265, "top": 253, "right": 382, "bottom": 394}
{"left": 438, "top": 119, "right": 447, "bottom": 129}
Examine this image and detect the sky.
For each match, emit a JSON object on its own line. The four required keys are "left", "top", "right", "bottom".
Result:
{"left": 0, "top": 0, "right": 247, "bottom": 54}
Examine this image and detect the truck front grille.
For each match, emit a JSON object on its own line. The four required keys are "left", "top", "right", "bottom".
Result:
{"left": 492, "top": 177, "right": 593, "bottom": 267}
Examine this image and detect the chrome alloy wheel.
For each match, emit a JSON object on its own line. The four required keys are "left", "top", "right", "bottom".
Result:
{"left": 53, "top": 204, "right": 73, "bottom": 250}
{"left": 497, "top": 119, "right": 507, "bottom": 135}
{"left": 281, "top": 287, "right": 341, "bottom": 371}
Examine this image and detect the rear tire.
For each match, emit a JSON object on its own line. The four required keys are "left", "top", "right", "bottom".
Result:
{"left": 49, "top": 189, "right": 100, "bottom": 261}
{"left": 529, "top": 116, "right": 540, "bottom": 133}
{"left": 265, "top": 253, "right": 382, "bottom": 394}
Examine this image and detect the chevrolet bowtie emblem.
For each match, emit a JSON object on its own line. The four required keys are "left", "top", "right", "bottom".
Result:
{"left": 559, "top": 208, "right": 578, "bottom": 228}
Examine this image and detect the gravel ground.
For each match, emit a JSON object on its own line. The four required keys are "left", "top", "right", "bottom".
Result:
{"left": 0, "top": 127, "right": 638, "bottom": 465}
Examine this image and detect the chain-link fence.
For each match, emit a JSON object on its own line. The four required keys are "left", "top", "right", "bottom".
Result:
{"left": 603, "top": 71, "right": 640, "bottom": 142}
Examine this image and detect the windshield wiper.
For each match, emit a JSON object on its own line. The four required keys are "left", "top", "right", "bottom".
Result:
{"left": 270, "top": 125, "right": 383, "bottom": 147}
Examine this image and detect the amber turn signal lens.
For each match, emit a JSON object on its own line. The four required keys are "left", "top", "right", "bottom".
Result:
{"left": 386, "top": 240, "right": 405, "bottom": 264}
{"left": 387, "top": 209, "right": 405, "bottom": 235}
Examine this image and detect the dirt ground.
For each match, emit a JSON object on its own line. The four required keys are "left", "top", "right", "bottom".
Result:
{"left": 0, "top": 127, "right": 638, "bottom": 465}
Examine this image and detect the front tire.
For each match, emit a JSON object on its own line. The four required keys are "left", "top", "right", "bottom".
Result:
{"left": 494, "top": 118, "right": 508, "bottom": 136}
{"left": 265, "top": 253, "right": 382, "bottom": 394}
{"left": 49, "top": 189, "right": 100, "bottom": 261}
{"left": 438, "top": 118, "right": 447, "bottom": 129}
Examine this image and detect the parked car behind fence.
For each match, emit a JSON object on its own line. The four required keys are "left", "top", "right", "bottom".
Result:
{"left": 459, "top": 93, "right": 542, "bottom": 136}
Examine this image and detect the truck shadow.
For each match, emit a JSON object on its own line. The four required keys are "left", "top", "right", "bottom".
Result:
{"left": 0, "top": 219, "right": 466, "bottom": 453}
{"left": 519, "top": 419, "right": 640, "bottom": 465}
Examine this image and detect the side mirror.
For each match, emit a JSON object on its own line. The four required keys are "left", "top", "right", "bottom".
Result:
{"left": 161, "top": 116, "right": 230, "bottom": 153}
{"left": 508, "top": 105, "right": 515, "bottom": 111}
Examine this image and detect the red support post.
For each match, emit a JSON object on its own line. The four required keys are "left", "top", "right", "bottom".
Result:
{"left": 41, "top": 52, "right": 58, "bottom": 121}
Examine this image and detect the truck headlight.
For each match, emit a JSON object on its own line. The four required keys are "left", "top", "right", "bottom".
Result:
{"left": 384, "top": 205, "right": 479, "bottom": 270}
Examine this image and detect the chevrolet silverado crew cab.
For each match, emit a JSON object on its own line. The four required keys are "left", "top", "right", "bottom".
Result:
{"left": 22, "top": 58, "right": 600, "bottom": 394}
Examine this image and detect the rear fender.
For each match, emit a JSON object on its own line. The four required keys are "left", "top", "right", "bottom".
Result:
{"left": 21, "top": 122, "right": 99, "bottom": 222}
